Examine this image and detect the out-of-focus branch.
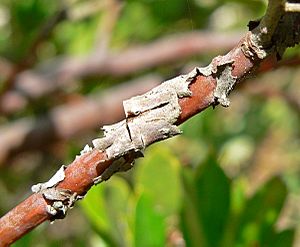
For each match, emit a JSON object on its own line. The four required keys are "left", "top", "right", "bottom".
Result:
{"left": 0, "top": 58, "right": 13, "bottom": 80}
{"left": 0, "top": 8, "right": 68, "bottom": 94}
{"left": 67, "top": 0, "right": 107, "bottom": 21}
{"left": 93, "top": 0, "right": 123, "bottom": 54}
{"left": 0, "top": 1, "right": 299, "bottom": 245}
{"left": 26, "top": 8, "right": 68, "bottom": 64}
{"left": 38, "top": 32, "right": 241, "bottom": 78}
{"left": 0, "top": 31, "right": 241, "bottom": 114}
{"left": 244, "top": 81, "right": 300, "bottom": 113}
{"left": 0, "top": 0, "right": 110, "bottom": 99}
{"left": 0, "top": 75, "right": 160, "bottom": 165}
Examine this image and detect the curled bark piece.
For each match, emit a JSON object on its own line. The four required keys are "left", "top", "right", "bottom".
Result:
{"left": 43, "top": 189, "right": 83, "bottom": 221}
{"left": 197, "top": 56, "right": 237, "bottom": 107}
{"left": 214, "top": 64, "right": 237, "bottom": 107}
{"left": 31, "top": 165, "right": 66, "bottom": 193}
{"left": 31, "top": 165, "right": 83, "bottom": 221}
{"left": 80, "top": 144, "right": 93, "bottom": 155}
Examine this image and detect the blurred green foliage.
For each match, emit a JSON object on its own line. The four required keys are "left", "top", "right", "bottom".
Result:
{"left": 0, "top": 0, "right": 299, "bottom": 246}
{"left": 79, "top": 146, "right": 294, "bottom": 247}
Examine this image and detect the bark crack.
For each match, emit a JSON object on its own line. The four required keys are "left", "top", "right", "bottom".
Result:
{"left": 90, "top": 68, "right": 198, "bottom": 181}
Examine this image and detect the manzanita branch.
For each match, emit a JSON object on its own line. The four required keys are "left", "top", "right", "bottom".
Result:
{"left": 2, "top": 52, "right": 300, "bottom": 164}
{"left": 0, "top": 1, "right": 299, "bottom": 246}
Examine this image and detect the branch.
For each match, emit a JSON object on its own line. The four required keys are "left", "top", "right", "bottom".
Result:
{"left": 0, "top": 1, "right": 299, "bottom": 245}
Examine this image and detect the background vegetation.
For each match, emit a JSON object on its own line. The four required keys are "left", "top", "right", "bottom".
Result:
{"left": 0, "top": 0, "right": 299, "bottom": 246}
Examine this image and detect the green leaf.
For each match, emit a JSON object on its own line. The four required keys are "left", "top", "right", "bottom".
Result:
{"left": 220, "top": 178, "right": 247, "bottom": 247}
{"left": 265, "top": 229, "right": 295, "bottom": 247}
{"left": 194, "top": 156, "right": 231, "bottom": 247}
{"left": 80, "top": 183, "right": 116, "bottom": 246}
{"left": 80, "top": 176, "right": 134, "bottom": 247}
{"left": 235, "top": 177, "right": 287, "bottom": 246}
{"left": 56, "top": 17, "right": 99, "bottom": 55}
{"left": 104, "top": 176, "right": 134, "bottom": 247}
{"left": 134, "top": 193, "right": 166, "bottom": 247}
{"left": 134, "top": 145, "right": 182, "bottom": 217}
{"left": 180, "top": 157, "right": 230, "bottom": 247}
{"left": 181, "top": 169, "right": 208, "bottom": 247}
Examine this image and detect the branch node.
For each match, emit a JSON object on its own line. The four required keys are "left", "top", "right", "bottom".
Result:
{"left": 242, "top": 32, "right": 269, "bottom": 60}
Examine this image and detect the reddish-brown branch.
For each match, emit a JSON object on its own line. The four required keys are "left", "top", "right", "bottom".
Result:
{"left": 178, "top": 37, "right": 255, "bottom": 124}
{"left": 1, "top": 52, "right": 297, "bottom": 164}
{"left": 0, "top": 33, "right": 262, "bottom": 246}
{"left": 0, "top": 4, "right": 299, "bottom": 245}
{"left": 0, "top": 150, "right": 108, "bottom": 245}
{"left": 0, "top": 194, "right": 49, "bottom": 245}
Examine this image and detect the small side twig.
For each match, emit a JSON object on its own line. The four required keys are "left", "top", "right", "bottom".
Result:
{"left": 285, "top": 2, "right": 300, "bottom": 12}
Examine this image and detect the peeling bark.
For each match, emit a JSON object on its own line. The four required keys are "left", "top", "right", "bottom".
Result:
{"left": 0, "top": 1, "right": 300, "bottom": 245}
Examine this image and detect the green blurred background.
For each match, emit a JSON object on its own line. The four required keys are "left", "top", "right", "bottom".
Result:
{"left": 0, "top": 0, "right": 299, "bottom": 246}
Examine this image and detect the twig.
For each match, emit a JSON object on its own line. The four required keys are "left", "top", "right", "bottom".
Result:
{"left": 0, "top": 1, "right": 299, "bottom": 245}
{"left": 0, "top": 31, "right": 241, "bottom": 114}
{"left": 68, "top": 0, "right": 107, "bottom": 21}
